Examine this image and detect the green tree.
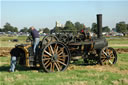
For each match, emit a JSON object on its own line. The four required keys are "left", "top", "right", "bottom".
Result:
{"left": 2, "top": 22, "right": 18, "bottom": 32}
{"left": 53, "top": 27, "right": 63, "bottom": 33}
{"left": 13, "top": 27, "right": 18, "bottom": 32}
{"left": 3, "top": 23, "right": 14, "bottom": 32}
{"left": 127, "top": 24, "right": 128, "bottom": 31}
{"left": 116, "top": 21, "right": 127, "bottom": 33}
{"left": 43, "top": 28, "right": 50, "bottom": 33}
{"left": 0, "top": 28, "right": 3, "bottom": 32}
{"left": 74, "top": 22, "right": 83, "bottom": 31}
{"left": 112, "top": 28, "right": 116, "bottom": 32}
{"left": 20, "top": 27, "right": 28, "bottom": 33}
{"left": 64, "top": 21, "right": 76, "bottom": 31}
{"left": 102, "top": 26, "right": 110, "bottom": 32}
{"left": 91, "top": 23, "right": 97, "bottom": 33}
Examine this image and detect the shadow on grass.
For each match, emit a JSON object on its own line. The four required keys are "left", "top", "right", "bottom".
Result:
{"left": 0, "top": 59, "right": 99, "bottom": 72}
{"left": 0, "top": 65, "right": 44, "bottom": 72}
{"left": 70, "top": 60, "right": 99, "bottom": 66}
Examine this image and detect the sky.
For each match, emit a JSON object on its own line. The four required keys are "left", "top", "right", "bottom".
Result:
{"left": 0, "top": 0, "right": 128, "bottom": 30}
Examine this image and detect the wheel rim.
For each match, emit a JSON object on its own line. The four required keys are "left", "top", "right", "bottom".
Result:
{"left": 41, "top": 41, "right": 70, "bottom": 72}
{"left": 42, "top": 35, "right": 59, "bottom": 45}
{"left": 100, "top": 47, "right": 117, "bottom": 65}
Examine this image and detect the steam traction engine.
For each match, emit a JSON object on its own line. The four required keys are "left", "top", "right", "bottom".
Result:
{"left": 12, "top": 14, "right": 117, "bottom": 72}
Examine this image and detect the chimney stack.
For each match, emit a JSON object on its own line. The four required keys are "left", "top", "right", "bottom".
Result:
{"left": 97, "top": 14, "right": 102, "bottom": 38}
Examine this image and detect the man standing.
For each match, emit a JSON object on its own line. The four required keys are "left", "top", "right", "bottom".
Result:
{"left": 30, "top": 26, "right": 40, "bottom": 54}
{"left": 9, "top": 48, "right": 19, "bottom": 72}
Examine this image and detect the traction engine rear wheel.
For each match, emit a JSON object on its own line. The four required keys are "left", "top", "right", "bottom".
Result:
{"left": 42, "top": 34, "right": 59, "bottom": 45}
{"left": 99, "top": 47, "right": 117, "bottom": 65}
{"left": 40, "top": 41, "right": 70, "bottom": 72}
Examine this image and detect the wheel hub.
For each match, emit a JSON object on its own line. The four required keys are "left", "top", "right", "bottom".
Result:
{"left": 52, "top": 54, "right": 58, "bottom": 61}
{"left": 106, "top": 55, "right": 110, "bottom": 60}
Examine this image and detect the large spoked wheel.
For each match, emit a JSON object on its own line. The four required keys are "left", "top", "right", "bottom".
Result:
{"left": 40, "top": 41, "right": 70, "bottom": 72}
{"left": 42, "top": 34, "right": 59, "bottom": 45}
{"left": 99, "top": 47, "right": 117, "bottom": 65}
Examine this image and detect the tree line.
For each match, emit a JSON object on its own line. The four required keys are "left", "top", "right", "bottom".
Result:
{"left": 0, "top": 21, "right": 128, "bottom": 34}
{"left": 0, "top": 23, "right": 18, "bottom": 32}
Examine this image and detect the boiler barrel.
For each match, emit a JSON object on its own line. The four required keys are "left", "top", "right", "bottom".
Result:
{"left": 93, "top": 38, "right": 108, "bottom": 49}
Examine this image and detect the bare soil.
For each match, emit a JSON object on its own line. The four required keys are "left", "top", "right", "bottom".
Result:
{"left": 0, "top": 47, "right": 12, "bottom": 57}
{"left": 116, "top": 48, "right": 128, "bottom": 54}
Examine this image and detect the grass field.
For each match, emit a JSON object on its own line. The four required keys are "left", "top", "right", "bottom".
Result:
{"left": 0, "top": 36, "right": 43, "bottom": 47}
{"left": 0, "top": 53, "right": 128, "bottom": 85}
{"left": 0, "top": 36, "right": 128, "bottom": 85}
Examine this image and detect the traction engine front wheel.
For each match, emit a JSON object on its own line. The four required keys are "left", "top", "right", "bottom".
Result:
{"left": 40, "top": 41, "right": 70, "bottom": 72}
{"left": 99, "top": 47, "right": 117, "bottom": 65}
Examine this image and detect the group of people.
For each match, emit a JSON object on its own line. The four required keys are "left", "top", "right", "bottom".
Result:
{"left": 9, "top": 26, "right": 40, "bottom": 72}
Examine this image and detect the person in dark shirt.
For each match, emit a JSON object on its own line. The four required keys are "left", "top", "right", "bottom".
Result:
{"left": 30, "top": 26, "right": 40, "bottom": 54}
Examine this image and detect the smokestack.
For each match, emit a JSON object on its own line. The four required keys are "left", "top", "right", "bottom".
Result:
{"left": 97, "top": 14, "right": 102, "bottom": 38}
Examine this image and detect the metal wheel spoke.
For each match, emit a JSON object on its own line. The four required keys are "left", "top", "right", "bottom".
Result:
{"left": 103, "top": 60, "right": 106, "bottom": 64}
{"left": 50, "top": 45, "right": 54, "bottom": 55}
{"left": 42, "top": 58, "right": 51, "bottom": 61}
{"left": 52, "top": 62, "right": 54, "bottom": 72}
{"left": 57, "top": 60, "right": 67, "bottom": 66}
{"left": 44, "top": 60, "right": 50, "bottom": 66}
{"left": 110, "top": 53, "right": 114, "bottom": 58}
{"left": 48, "top": 46, "right": 52, "bottom": 54}
{"left": 44, "top": 50, "right": 52, "bottom": 56}
{"left": 54, "top": 44, "right": 57, "bottom": 53}
{"left": 50, "top": 63, "right": 53, "bottom": 72}
{"left": 109, "top": 58, "right": 114, "bottom": 62}
{"left": 108, "top": 49, "right": 113, "bottom": 54}
{"left": 101, "top": 54, "right": 106, "bottom": 58}
{"left": 58, "top": 58, "right": 65, "bottom": 62}
{"left": 43, "top": 54, "right": 50, "bottom": 58}
{"left": 54, "top": 62, "right": 60, "bottom": 71}
{"left": 46, "top": 62, "right": 52, "bottom": 68}
{"left": 58, "top": 51, "right": 63, "bottom": 56}
{"left": 58, "top": 55, "right": 68, "bottom": 58}
{"left": 101, "top": 58, "right": 106, "bottom": 61}
{"left": 110, "top": 56, "right": 114, "bottom": 59}
{"left": 108, "top": 50, "right": 111, "bottom": 56}
{"left": 109, "top": 50, "right": 114, "bottom": 59}
{"left": 102, "top": 50, "right": 108, "bottom": 57}
{"left": 57, "top": 50, "right": 62, "bottom": 55}
{"left": 101, "top": 58, "right": 106, "bottom": 62}
{"left": 56, "top": 46, "right": 59, "bottom": 54}
{"left": 56, "top": 62, "right": 62, "bottom": 70}
{"left": 58, "top": 48, "right": 64, "bottom": 54}
{"left": 109, "top": 60, "right": 113, "bottom": 64}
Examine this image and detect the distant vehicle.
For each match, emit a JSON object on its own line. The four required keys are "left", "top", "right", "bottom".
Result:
{"left": 12, "top": 39, "right": 19, "bottom": 42}
{"left": 116, "top": 33, "right": 123, "bottom": 36}
{"left": 102, "top": 32, "right": 107, "bottom": 35}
